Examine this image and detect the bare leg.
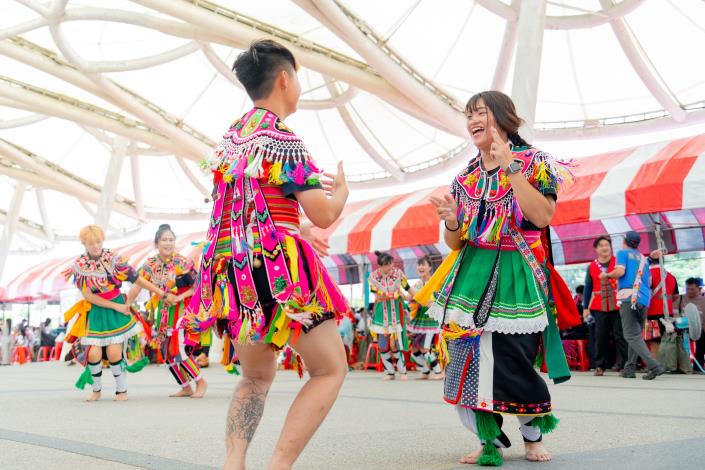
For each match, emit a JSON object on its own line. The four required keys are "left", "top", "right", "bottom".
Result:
{"left": 268, "top": 321, "right": 347, "bottom": 470}
{"left": 224, "top": 342, "right": 276, "bottom": 470}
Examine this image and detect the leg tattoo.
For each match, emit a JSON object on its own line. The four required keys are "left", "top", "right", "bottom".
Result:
{"left": 226, "top": 378, "right": 269, "bottom": 443}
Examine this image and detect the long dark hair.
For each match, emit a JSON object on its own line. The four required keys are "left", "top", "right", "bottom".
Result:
{"left": 466, "top": 90, "right": 530, "bottom": 148}
{"left": 154, "top": 224, "right": 175, "bottom": 245}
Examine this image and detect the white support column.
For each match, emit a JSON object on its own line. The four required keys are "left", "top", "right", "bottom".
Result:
{"left": 510, "top": 0, "right": 547, "bottom": 142}
{"left": 0, "top": 182, "right": 27, "bottom": 280}
{"left": 95, "top": 138, "right": 128, "bottom": 229}
{"left": 129, "top": 153, "right": 145, "bottom": 220}
{"left": 35, "top": 189, "right": 54, "bottom": 243}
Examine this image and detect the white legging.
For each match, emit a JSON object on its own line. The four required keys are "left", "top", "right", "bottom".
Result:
{"left": 456, "top": 406, "right": 541, "bottom": 447}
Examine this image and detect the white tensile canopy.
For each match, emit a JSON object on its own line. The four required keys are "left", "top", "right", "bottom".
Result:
{"left": 1, "top": 0, "right": 705, "bottom": 285}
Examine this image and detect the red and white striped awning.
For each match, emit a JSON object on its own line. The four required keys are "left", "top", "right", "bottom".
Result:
{"left": 311, "top": 133, "right": 705, "bottom": 259}
{"left": 3, "top": 134, "right": 704, "bottom": 302}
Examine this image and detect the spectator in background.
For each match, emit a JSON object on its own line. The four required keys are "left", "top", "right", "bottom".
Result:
{"left": 610, "top": 231, "right": 664, "bottom": 380}
{"left": 40, "top": 318, "right": 56, "bottom": 348}
{"left": 680, "top": 277, "right": 705, "bottom": 373}
{"left": 576, "top": 285, "right": 597, "bottom": 369}
{"left": 583, "top": 236, "right": 627, "bottom": 376}
{"left": 646, "top": 255, "right": 679, "bottom": 357}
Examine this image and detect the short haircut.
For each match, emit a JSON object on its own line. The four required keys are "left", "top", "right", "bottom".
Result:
{"left": 593, "top": 235, "right": 612, "bottom": 249}
{"left": 686, "top": 277, "right": 700, "bottom": 287}
{"left": 576, "top": 285, "right": 584, "bottom": 294}
{"left": 232, "top": 39, "right": 298, "bottom": 101}
{"left": 79, "top": 225, "right": 104, "bottom": 245}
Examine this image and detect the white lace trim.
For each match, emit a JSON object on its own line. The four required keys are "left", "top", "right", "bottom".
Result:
{"left": 407, "top": 324, "right": 440, "bottom": 334}
{"left": 428, "top": 304, "right": 548, "bottom": 335}
{"left": 81, "top": 322, "right": 142, "bottom": 347}
{"left": 369, "top": 324, "right": 403, "bottom": 335}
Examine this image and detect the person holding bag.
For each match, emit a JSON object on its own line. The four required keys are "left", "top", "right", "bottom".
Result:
{"left": 605, "top": 231, "right": 665, "bottom": 380}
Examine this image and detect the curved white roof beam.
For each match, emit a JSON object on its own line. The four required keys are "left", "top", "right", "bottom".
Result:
{"left": 129, "top": 0, "right": 446, "bottom": 135}
{"left": 0, "top": 138, "right": 140, "bottom": 219}
{"left": 0, "top": 112, "right": 48, "bottom": 129}
{"left": 15, "top": 0, "right": 49, "bottom": 17}
{"left": 175, "top": 156, "right": 210, "bottom": 197}
{"left": 477, "top": 0, "right": 646, "bottom": 30}
{"left": 82, "top": 40, "right": 202, "bottom": 74}
{"left": 0, "top": 207, "right": 49, "bottom": 241}
{"left": 491, "top": 1, "right": 519, "bottom": 91}
{"left": 598, "top": 0, "right": 685, "bottom": 122}
{"left": 34, "top": 189, "right": 54, "bottom": 243}
{"left": 0, "top": 37, "right": 215, "bottom": 151}
{"left": 0, "top": 207, "right": 142, "bottom": 245}
{"left": 49, "top": 21, "right": 213, "bottom": 160}
{"left": 535, "top": 107, "right": 705, "bottom": 141}
{"left": 199, "top": 43, "right": 359, "bottom": 111}
{"left": 325, "top": 80, "right": 404, "bottom": 181}
{"left": 293, "top": 0, "right": 466, "bottom": 136}
{"left": 0, "top": 77, "right": 184, "bottom": 155}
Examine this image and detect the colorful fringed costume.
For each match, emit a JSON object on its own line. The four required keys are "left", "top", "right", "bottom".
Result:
{"left": 63, "top": 250, "right": 148, "bottom": 393}
{"left": 139, "top": 254, "right": 203, "bottom": 388}
{"left": 408, "top": 279, "right": 443, "bottom": 377}
{"left": 369, "top": 267, "right": 411, "bottom": 376}
{"left": 184, "top": 107, "right": 347, "bottom": 354}
{"left": 421, "top": 147, "right": 580, "bottom": 465}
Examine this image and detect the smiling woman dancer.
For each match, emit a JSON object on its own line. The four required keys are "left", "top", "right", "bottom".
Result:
{"left": 184, "top": 39, "right": 349, "bottom": 470}
{"left": 126, "top": 224, "right": 208, "bottom": 398}
{"left": 426, "top": 91, "right": 579, "bottom": 466}
{"left": 63, "top": 225, "right": 164, "bottom": 402}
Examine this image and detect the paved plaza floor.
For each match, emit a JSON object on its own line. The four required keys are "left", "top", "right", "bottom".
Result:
{"left": 1, "top": 363, "right": 704, "bottom": 469}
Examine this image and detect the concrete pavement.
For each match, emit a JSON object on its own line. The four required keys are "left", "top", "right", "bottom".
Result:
{"left": 1, "top": 363, "right": 704, "bottom": 469}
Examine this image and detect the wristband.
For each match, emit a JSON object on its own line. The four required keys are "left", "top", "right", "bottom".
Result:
{"left": 445, "top": 220, "right": 460, "bottom": 232}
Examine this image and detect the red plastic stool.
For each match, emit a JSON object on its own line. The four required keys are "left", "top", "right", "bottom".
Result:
{"left": 12, "top": 346, "right": 31, "bottom": 365}
{"left": 562, "top": 339, "right": 590, "bottom": 371}
{"left": 403, "top": 350, "right": 417, "bottom": 371}
{"left": 37, "top": 346, "right": 51, "bottom": 362}
{"left": 364, "top": 343, "right": 382, "bottom": 371}
{"left": 50, "top": 342, "right": 63, "bottom": 361}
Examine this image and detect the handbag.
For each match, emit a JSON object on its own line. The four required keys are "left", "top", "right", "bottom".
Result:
{"left": 642, "top": 319, "right": 662, "bottom": 341}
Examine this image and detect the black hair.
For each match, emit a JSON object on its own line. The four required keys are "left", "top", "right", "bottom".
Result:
{"left": 576, "top": 285, "right": 584, "bottom": 295}
{"left": 625, "top": 238, "right": 640, "bottom": 249}
{"left": 232, "top": 39, "right": 298, "bottom": 101}
{"left": 593, "top": 235, "right": 612, "bottom": 249}
{"left": 375, "top": 250, "right": 394, "bottom": 266}
{"left": 686, "top": 277, "right": 700, "bottom": 287}
{"left": 417, "top": 255, "right": 432, "bottom": 267}
{"left": 466, "top": 91, "right": 530, "bottom": 148}
{"left": 154, "top": 224, "right": 175, "bottom": 245}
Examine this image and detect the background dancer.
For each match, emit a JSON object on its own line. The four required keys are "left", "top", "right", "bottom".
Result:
{"left": 408, "top": 256, "right": 443, "bottom": 380}
{"left": 127, "top": 224, "right": 208, "bottom": 398}
{"left": 369, "top": 251, "right": 416, "bottom": 380}
{"left": 64, "top": 225, "right": 162, "bottom": 402}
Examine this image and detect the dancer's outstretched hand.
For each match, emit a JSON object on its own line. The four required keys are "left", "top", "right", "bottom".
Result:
{"left": 301, "top": 221, "right": 330, "bottom": 257}
{"left": 430, "top": 194, "right": 459, "bottom": 224}
{"left": 321, "top": 161, "right": 348, "bottom": 198}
